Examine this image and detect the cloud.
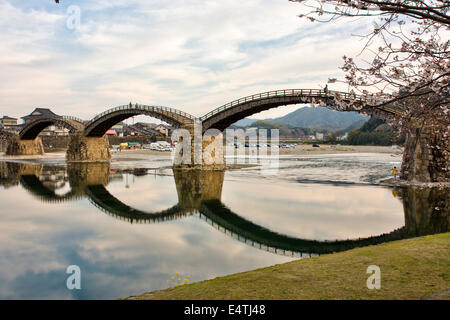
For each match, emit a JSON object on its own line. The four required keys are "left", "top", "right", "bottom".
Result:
{"left": 0, "top": 0, "right": 374, "bottom": 121}
{"left": 0, "top": 170, "right": 295, "bottom": 299}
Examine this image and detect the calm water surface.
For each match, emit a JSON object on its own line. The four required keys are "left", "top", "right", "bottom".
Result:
{"left": 0, "top": 153, "right": 448, "bottom": 299}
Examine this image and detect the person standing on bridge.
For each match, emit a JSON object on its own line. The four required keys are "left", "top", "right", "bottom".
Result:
{"left": 324, "top": 84, "right": 328, "bottom": 94}
{"left": 392, "top": 166, "right": 399, "bottom": 181}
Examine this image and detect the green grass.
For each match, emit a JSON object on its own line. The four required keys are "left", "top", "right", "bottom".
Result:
{"left": 126, "top": 233, "right": 450, "bottom": 300}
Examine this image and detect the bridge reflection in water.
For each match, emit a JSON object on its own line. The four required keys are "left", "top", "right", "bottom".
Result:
{"left": 0, "top": 161, "right": 448, "bottom": 257}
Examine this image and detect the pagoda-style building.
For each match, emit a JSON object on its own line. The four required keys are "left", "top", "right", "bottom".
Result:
{"left": 21, "top": 108, "right": 61, "bottom": 124}
{"left": 21, "top": 108, "right": 68, "bottom": 136}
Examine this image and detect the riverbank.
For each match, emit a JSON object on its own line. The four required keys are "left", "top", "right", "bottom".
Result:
{"left": 110, "top": 144, "right": 401, "bottom": 156}
{"left": 0, "top": 145, "right": 402, "bottom": 161}
{"left": 277, "top": 144, "right": 401, "bottom": 155}
{"left": 379, "top": 177, "right": 450, "bottom": 188}
{"left": 126, "top": 233, "right": 450, "bottom": 300}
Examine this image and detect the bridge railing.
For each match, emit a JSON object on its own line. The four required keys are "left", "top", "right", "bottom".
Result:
{"left": 62, "top": 115, "right": 87, "bottom": 124}
{"left": 198, "top": 212, "right": 305, "bottom": 258}
{"left": 200, "top": 89, "right": 367, "bottom": 121}
{"left": 87, "top": 196, "right": 186, "bottom": 224}
{"left": 19, "top": 115, "right": 83, "bottom": 132}
{"left": 87, "top": 104, "right": 196, "bottom": 126}
{"left": 140, "top": 105, "right": 197, "bottom": 121}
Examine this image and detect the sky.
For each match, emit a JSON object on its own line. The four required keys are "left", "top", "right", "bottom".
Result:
{"left": 0, "top": 0, "right": 374, "bottom": 123}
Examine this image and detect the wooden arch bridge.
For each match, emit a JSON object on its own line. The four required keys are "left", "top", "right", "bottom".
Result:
{"left": 8, "top": 88, "right": 398, "bottom": 148}
{"left": 3, "top": 88, "right": 445, "bottom": 182}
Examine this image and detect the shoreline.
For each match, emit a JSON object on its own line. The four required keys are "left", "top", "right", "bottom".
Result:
{"left": 111, "top": 144, "right": 403, "bottom": 156}
{"left": 0, "top": 144, "right": 402, "bottom": 159}
{"left": 379, "top": 177, "right": 450, "bottom": 188}
{"left": 125, "top": 233, "right": 450, "bottom": 300}
{"left": 2, "top": 146, "right": 447, "bottom": 188}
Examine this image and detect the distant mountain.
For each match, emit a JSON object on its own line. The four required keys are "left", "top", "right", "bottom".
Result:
{"left": 267, "top": 106, "right": 369, "bottom": 130}
{"left": 244, "top": 120, "right": 306, "bottom": 137}
{"left": 342, "top": 119, "right": 368, "bottom": 133}
{"left": 233, "top": 118, "right": 257, "bottom": 127}
{"left": 230, "top": 107, "right": 368, "bottom": 130}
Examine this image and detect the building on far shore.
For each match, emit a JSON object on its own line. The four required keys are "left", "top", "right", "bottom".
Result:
{"left": 124, "top": 123, "right": 164, "bottom": 139}
{"left": 0, "top": 116, "right": 21, "bottom": 134}
{"left": 111, "top": 122, "right": 124, "bottom": 136}
{"left": 0, "top": 116, "right": 18, "bottom": 126}
{"left": 315, "top": 133, "right": 324, "bottom": 140}
{"left": 153, "top": 124, "right": 173, "bottom": 137}
{"left": 129, "top": 122, "right": 173, "bottom": 137}
{"left": 21, "top": 108, "right": 70, "bottom": 136}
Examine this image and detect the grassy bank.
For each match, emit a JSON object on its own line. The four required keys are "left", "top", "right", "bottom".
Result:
{"left": 127, "top": 233, "right": 450, "bottom": 300}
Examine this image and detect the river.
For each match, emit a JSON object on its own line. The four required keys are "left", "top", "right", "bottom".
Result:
{"left": 0, "top": 152, "right": 447, "bottom": 299}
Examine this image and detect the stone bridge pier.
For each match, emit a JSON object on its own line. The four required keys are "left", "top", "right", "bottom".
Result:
{"left": 401, "top": 123, "right": 449, "bottom": 182}
{"left": 5, "top": 116, "right": 84, "bottom": 157}
{"left": 172, "top": 122, "right": 226, "bottom": 170}
{"left": 173, "top": 169, "right": 224, "bottom": 211}
{"left": 67, "top": 162, "right": 111, "bottom": 189}
{"left": 5, "top": 136, "right": 45, "bottom": 156}
{"left": 65, "top": 122, "right": 227, "bottom": 167}
{"left": 66, "top": 133, "right": 111, "bottom": 162}
{"left": 400, "top": 186, "right": 449, "bottom": 235}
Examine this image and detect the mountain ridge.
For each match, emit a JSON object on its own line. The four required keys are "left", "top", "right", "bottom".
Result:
{"left": 232, "top": 106, "right": 369, "bottom": 130}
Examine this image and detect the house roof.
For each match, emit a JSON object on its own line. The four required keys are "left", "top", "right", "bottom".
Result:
{"left": 1, "top": 116, "right": 17, "bottom": 120}
{"left": 154, "top": 124, "right": 173, "bottom": 130}
{"left": 125, "top": 124, "right": 161, "bottom": 136}
{"left": 135, "top": 122, "right": 158, "bottom": 128}
{"left": 105, "top": 129, "right": 117, "bottom": 135}
{"left": 22, "top": 108, "right": 60, "bottom": 120}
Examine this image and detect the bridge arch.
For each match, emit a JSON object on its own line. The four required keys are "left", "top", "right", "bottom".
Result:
{"left": 19, "top": 174, "right": 83, "bottom": 203}
{"left": 200, "top": 89, "right": 397, "bottom": 133}
{"left": 199, "top": 199, "right": 408, "bottom": 255}
{"left": 19, "top": 116, "right": 85, "bottom": 140}
{"left": 84, "top": 104, "right": 196, "bottom": 137}
{"left": 85, "top": 184, "right": 188, "bottom": 223}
